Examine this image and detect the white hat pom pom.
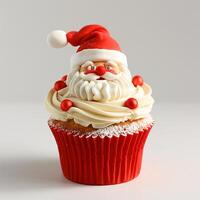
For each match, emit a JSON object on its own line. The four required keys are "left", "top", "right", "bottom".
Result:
{"left": 47, "top": 30, "right": 67, "bottom": 48}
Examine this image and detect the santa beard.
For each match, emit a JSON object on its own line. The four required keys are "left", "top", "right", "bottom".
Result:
{"left": 65, "top": 69, "right": 134, "bottom": 102}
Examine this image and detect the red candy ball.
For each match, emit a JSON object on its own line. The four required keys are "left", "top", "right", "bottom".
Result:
{"left": 60, "top": 99, "right": 73, "bottom": 111}
{"left": 124, "top": 98, "right": 138, "bottom": 109}
{"left": 95, "top": 66, "right": 106, "bottom": 76}
{"left": 61, "top": 74, "right": 68, "bottom": 81}
{"left": 132, "top": 75, "right": 144, "bottom": 87}
{"left": 54, "top": 80, "right": 66, "bottom": 91}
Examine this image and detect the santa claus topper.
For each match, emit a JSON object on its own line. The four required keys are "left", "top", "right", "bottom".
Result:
{"left": 47, "top": 24, "right": 144, "bottom": 110}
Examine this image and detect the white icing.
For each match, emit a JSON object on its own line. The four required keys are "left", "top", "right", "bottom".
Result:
{"left": 45, "top": 82, "right": 154, "bottom": 128}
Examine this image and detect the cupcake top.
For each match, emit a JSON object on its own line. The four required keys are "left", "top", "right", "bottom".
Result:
{"left": 45, "top": 24, "right": 154, "bottom": 129}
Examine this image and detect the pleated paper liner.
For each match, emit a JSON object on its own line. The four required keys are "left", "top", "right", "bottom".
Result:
{"left": 49, "top": 122, "right": 153, "bottom": 185}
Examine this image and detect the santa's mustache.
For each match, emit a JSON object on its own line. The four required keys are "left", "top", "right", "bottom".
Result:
{"left": 79, "top": 71, "right": 122, "bottom": 81}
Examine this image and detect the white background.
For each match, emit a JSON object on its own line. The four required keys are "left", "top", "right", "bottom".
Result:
{"left": 0, "top": 0, "right": 200, "bottom": 199}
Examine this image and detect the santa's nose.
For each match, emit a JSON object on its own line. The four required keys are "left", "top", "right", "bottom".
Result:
{"left": 95, "top": 66, "right": 106, "bottom": 76}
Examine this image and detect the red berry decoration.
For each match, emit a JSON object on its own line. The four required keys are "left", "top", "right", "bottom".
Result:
{"left": 60, "top": 99, "right": 73, "bottom": 111}
{"left": 95, "top": 66, "right": 106, "bottom": 76}
{"left": 54, "top": 80, "right": 66, "bottom": 91}
{"left": 61, "top": 74, "right": 68, "bottom": 81}
{"left": 132, "top": 75, "right": 144, "bottom": 87}
{"left": 124, "top": 98, "right": 138, "bottom": 109}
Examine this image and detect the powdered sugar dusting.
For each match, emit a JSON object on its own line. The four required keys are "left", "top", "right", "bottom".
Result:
{"left": 48, "top": 115, "right": 154, "bottom": 138}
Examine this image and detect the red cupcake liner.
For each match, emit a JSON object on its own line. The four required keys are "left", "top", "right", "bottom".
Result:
{"left": 49, "top": 123, "right": 153, "bottom": 185}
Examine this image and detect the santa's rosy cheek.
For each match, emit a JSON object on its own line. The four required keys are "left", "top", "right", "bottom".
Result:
{"left": 107, "top": 69, "right": 117, "bottom": 74}
{"left": 84, "top": 69, "right": 96, "bottom": 74}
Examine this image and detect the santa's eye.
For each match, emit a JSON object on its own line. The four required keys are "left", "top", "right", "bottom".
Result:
{"left": 87, "top": 65, "right": 96, "bottom": 70}
{"left": 106, "top": 65, "right": 112, "bottom": 70}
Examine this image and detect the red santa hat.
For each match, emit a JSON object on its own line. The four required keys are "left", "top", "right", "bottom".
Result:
{"left": 47, "top": 24, "right": 128, "bottom": 67}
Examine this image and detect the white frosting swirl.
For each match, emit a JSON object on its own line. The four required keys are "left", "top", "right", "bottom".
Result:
{"left": 45, "top": 82, "right": 154, "bottom": 128}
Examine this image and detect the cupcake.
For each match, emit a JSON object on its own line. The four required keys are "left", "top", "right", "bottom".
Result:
{"left": 45, "top": 24, "right": 154, "bottom": 185}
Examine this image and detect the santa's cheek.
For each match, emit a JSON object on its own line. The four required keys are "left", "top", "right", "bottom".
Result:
{"left": 105, "top": 69, "right": 118, "bottom": 75}
{"left": 84, "top": 69, "right": 96, "bottom": 74}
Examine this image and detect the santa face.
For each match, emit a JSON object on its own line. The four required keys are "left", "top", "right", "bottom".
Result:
{"left": 79, "top": 60, "right": 122, "bottom": 81}
{"left": 67, "top": 60, "right": 133, "bottom": 102}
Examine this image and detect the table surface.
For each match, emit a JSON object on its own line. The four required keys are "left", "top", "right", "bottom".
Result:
{"left": 0, "top": 102, "right": 199, "bottom": 200}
